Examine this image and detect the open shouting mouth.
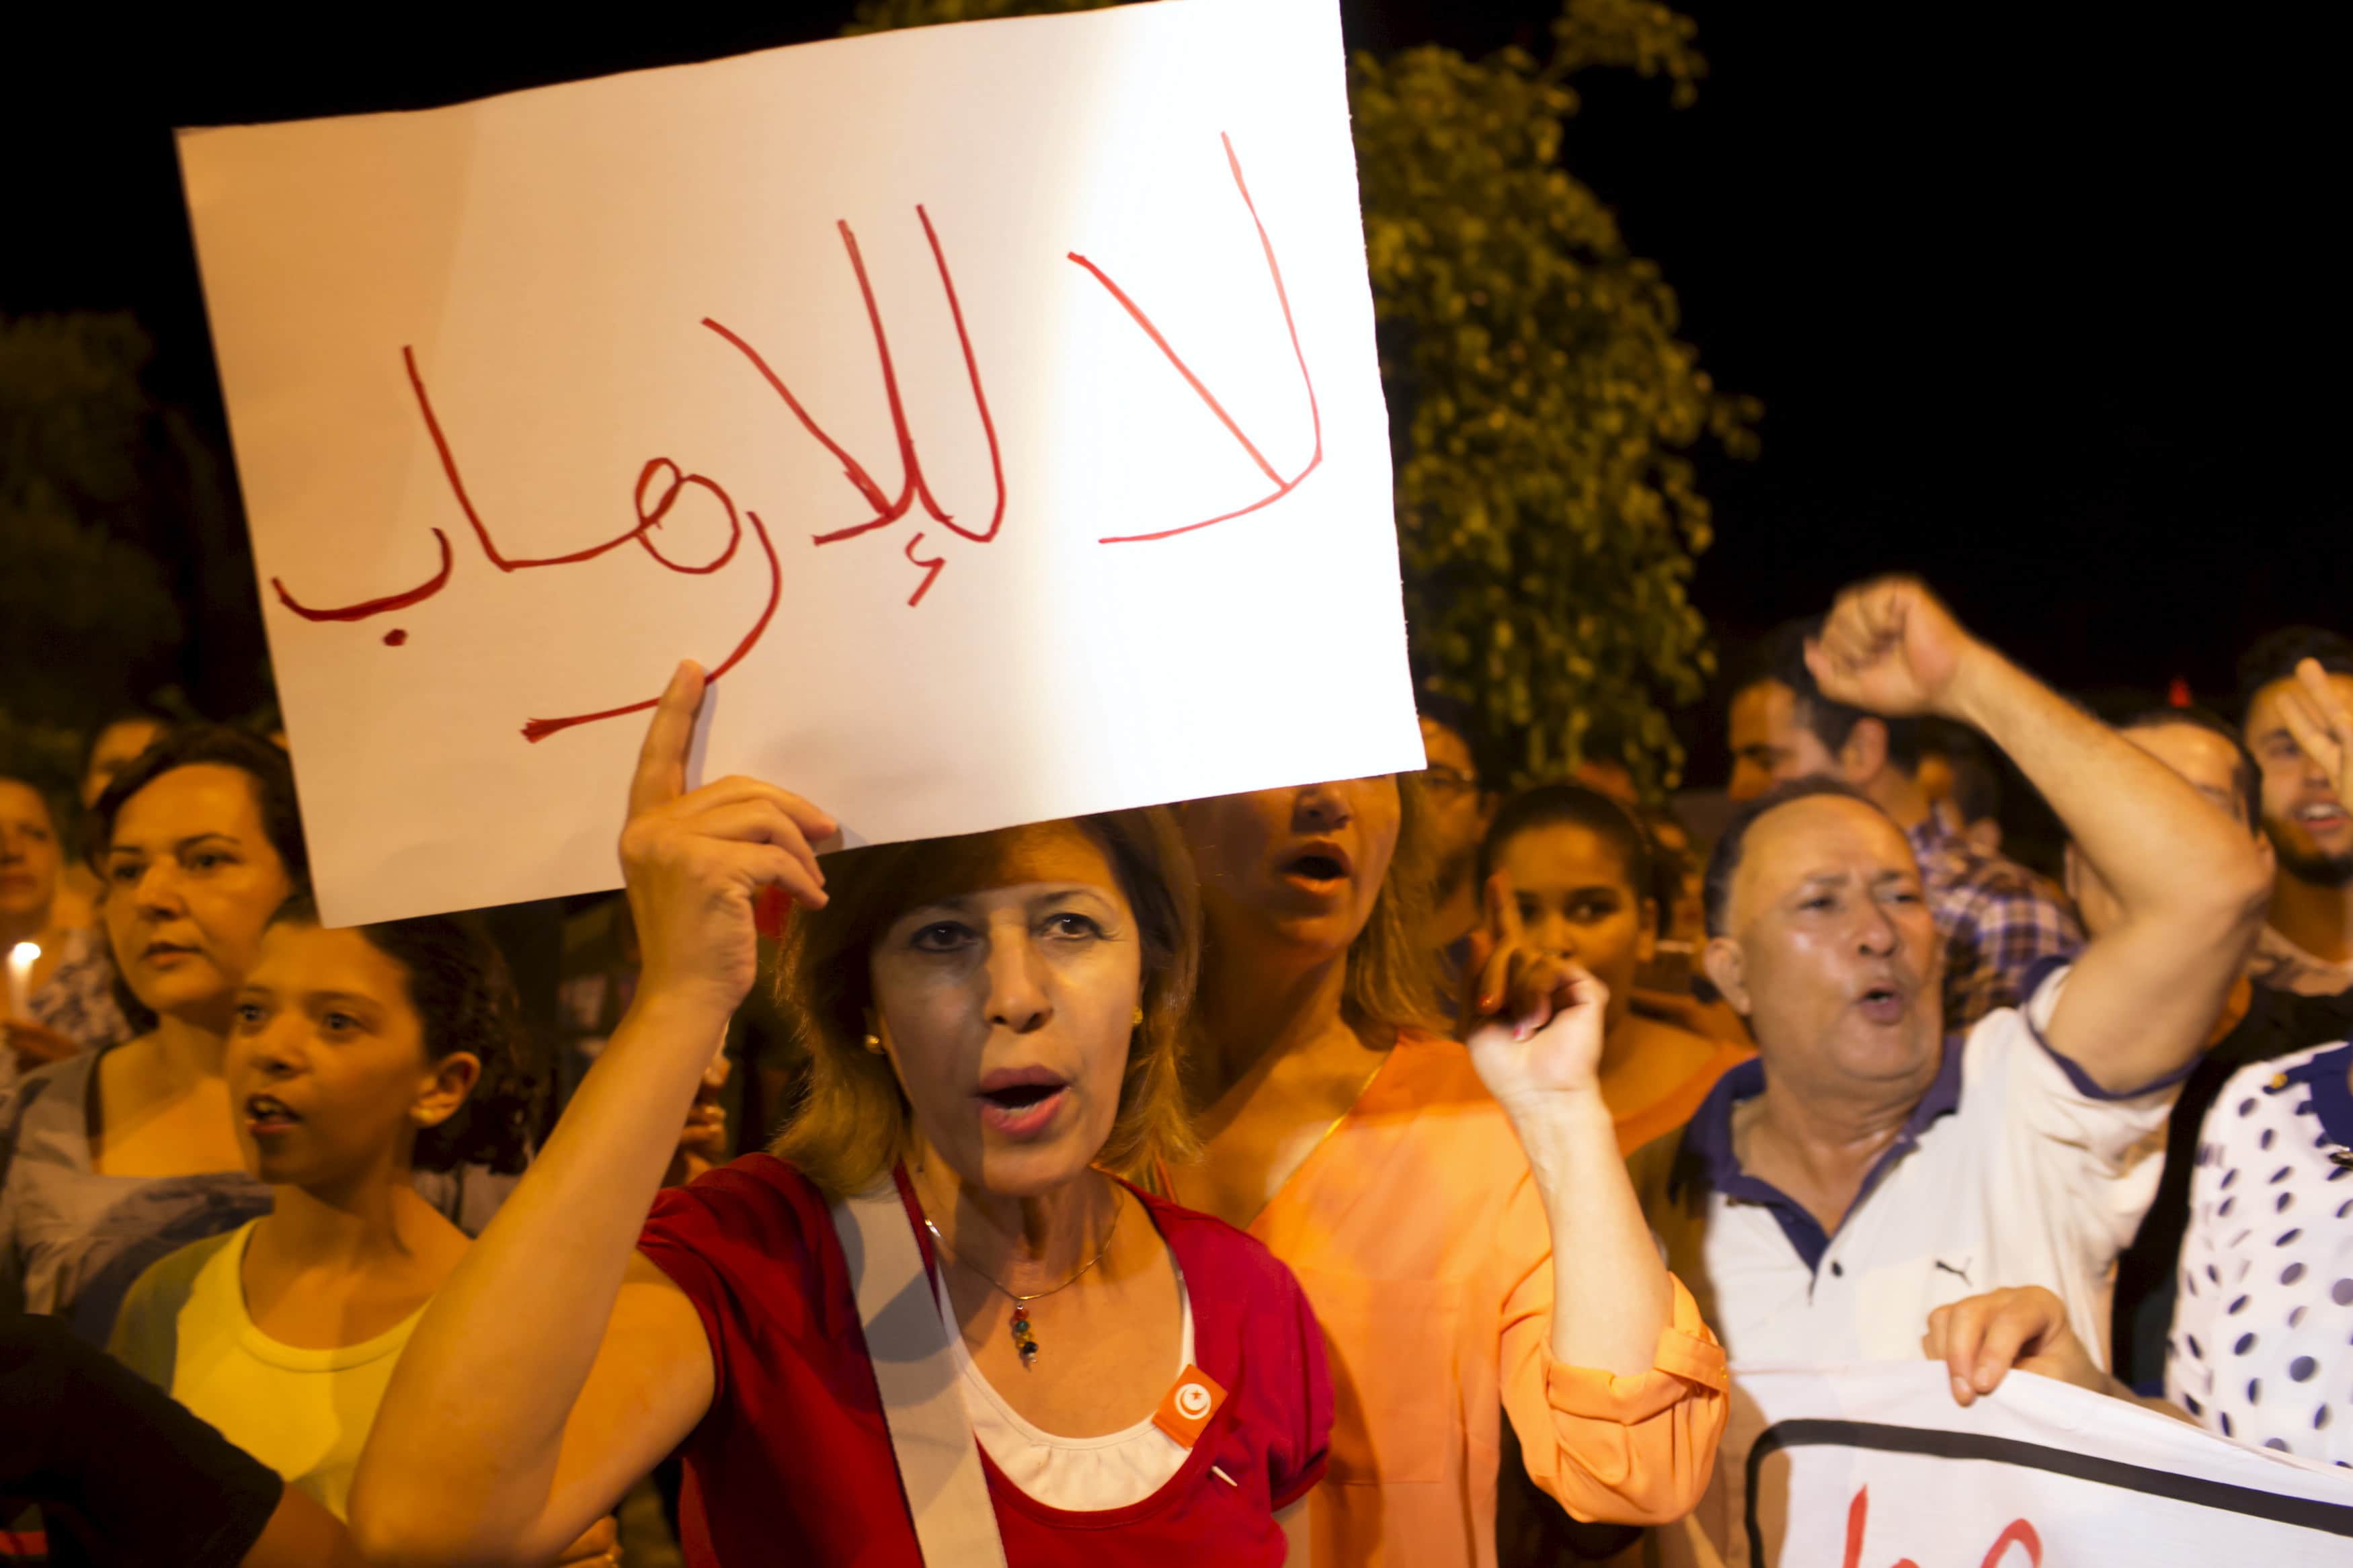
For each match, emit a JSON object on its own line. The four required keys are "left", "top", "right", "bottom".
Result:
{"left": 245, "top": 1094, "right": 303, "bottom": 1137}
{"left": 976, "top": 1067, "right": 1069, "bottom": 1139}
{"left": 1278, "top": 839, "right": 1353, "bottom": 894}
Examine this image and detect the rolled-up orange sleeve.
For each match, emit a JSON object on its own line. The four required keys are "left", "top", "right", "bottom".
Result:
{"left": 1498, "top": 1168, "right": 1728, "bottom": 1525}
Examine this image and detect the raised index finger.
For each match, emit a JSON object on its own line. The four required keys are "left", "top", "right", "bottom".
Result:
{"left": 1484, "top": 868, "right": 1527, "bottom": 946}
{"left": 629, "top": 661, "right": 706, "bottom": 818}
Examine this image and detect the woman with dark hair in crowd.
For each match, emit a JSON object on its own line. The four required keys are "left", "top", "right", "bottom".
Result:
{"left": 79, "top": 712, "right": 173, "bottom": 815}
{"left": 43, "top": 710, "right": 171, "bottom": 940}
{"left": 1, "top": 771, "right": 126, "bottom": 1083}
{"left": 1477, "top": 784, "right": 1750, "bottom": 1157}
{"left": 106, "top": 898, "right": 615, "bottom": 1560}
{"left": 353, "top": 664, "right": 1329, "bottom": 1565}
{"left": 1164, "top": 775, "right": 1727, "bottom": 1565}
{"left": 0, "top": 728, "right": 519, "bottom": 1341}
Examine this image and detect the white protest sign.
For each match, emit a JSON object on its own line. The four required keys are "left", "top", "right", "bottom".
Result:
{"left": 178, "top": 0, "right": 1419, "bottom": 926}
{"left": 1659, "top": 1362, "right": 2353, "bottom": 1567}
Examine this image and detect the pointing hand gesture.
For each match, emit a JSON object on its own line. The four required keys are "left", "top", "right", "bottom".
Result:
{"left": 1805, "top": 575, "right": 1982, "bottom": 719}
{"left": 619, "top": 661, "right": 837, "bottom": 1023}
{"left": 1464, "top": 870, "right": 1608, "bottom": 1115}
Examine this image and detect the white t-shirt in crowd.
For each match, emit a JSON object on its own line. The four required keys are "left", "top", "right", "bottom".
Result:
{"left": 1629, "top": 961, "right": 2182, "bottom": 1565}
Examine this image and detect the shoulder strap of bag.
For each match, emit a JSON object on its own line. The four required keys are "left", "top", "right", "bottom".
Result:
{"left": 830, "top": 1178, "right": 1010, "bottom": 1568}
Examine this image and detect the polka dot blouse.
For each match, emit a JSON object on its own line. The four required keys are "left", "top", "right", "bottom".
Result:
{"left": 2166, "top": 1039, "right": 2353, "bottom": 1464}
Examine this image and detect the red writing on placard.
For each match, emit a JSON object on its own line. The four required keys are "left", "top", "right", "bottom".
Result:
{"left": 271, "top": 348, "right": 783, "bottom": 743}
{"left": 266, "top": 134, "right": 1322, "bottom": 741}
{"left": 704, "top": 204, "right": 1002, "bottom": 610}
{"left": 1067, "top": 132, "right": 1322, "bottom": 544}
{"left": 1839, "top": 1486, "right": 2042, "bottom": 1568}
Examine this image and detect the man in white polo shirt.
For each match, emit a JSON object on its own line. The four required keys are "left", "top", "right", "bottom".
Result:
{"left": 1628, "top": 576, "right": 2272, "bottom": 1565}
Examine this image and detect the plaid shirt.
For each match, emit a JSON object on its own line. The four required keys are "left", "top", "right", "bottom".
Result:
{"left": 1907, "top": 814, "right": 2083, "bottom": 1032}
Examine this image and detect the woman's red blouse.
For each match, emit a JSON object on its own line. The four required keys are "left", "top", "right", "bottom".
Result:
{"left": 637, "top": 1155, "right": 1330, "bottom": 1566}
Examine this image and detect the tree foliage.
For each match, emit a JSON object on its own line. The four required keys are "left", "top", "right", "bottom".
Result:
{"left": 0, "top": 314, "right": 184, "bottom": 751}
{"left": 864, "top": 0, "right": 1755, "bottom": 791}
{"left": 1363, "top": 2, "right": 1755, "bottom": 790}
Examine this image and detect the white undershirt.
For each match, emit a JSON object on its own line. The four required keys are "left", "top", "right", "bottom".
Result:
{"left": 929, "top": 1254, "right": 1195, "bottom": 1510}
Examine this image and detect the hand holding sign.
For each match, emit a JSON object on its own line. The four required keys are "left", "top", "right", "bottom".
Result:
{"left": 1922, "top": 1285, "right": 2107, "bottom": 1409}
{"left": 619, "top": 661, "right": 836, "bottom": 1026}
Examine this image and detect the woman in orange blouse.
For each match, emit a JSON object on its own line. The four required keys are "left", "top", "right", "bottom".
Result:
{"left": 1479, "top": 784, "right": 1752, "bottom": 1157}
{"left": 1164, "top": 777, "right": 1726, "bottom": 1567}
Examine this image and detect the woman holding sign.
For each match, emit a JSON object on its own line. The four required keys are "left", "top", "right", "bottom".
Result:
{"left": 1166, "top": 778, "right": 1728, "bottom": 1566}
{"left": 352, "top": 662, "right": 1331, "bottom": 1567}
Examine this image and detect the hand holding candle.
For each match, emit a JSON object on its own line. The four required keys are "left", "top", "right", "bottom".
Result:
{"left": 5, "top": 942, "right": 38, "bottom": 1023}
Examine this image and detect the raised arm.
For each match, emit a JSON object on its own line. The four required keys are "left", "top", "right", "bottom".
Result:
{"left": 1808, "top": 578, "right": 2269, "bottom": 1090}
{"left": 350, "top": 663, "right": 836, "bottom": 1567}
{"left": 1470, "top": 878, "right": 1727, "bottom": 1520}
{"left": 1469, "top": 876, "right": 1674, "bottom": 1374}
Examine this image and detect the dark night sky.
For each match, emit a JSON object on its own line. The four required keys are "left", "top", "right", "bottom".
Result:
{"left": 7, "top": 3, "right": 2346, "bottom": 782}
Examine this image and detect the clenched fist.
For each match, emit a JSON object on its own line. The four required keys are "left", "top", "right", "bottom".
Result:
{"left": 1804, "top": 575, "right": 1985, "bottom": 720}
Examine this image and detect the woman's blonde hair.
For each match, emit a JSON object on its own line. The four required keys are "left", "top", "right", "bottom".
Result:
{"left": 1339, "top": 769, "right": 1449, "bottom": 1036}
{"left": 772, "top": 808, "right": 1201, "bottom": 1198}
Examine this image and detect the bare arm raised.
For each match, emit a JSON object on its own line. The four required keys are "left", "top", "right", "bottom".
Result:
{"left": 350, "top": 662, "right": 836, "bottom": 1567}
{"left": 1807, "top": 578, "right": 2269, "bottom": 1091}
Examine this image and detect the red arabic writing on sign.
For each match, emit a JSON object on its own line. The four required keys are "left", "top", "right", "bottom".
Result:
{"left": 1839, "top": 1485, "right": 2043, "bottom": 1568}
{"left": 270, "top": 348, "right": 783, "bottom": 743}
{"left": 265, "top": 134, "right": 1320, "bottom": 741}
{"left": 704, "top": 202, "right": 1001, "bottom": 609}
{"left": 1067, "top": 132, "right": 1322, "bottom": 544}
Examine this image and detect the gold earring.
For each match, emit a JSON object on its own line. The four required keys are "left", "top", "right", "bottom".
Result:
{"left": 863, "top": 1032, "right": 884, "bottom": 1054}
{"left": 1131, "top": 1006, "right": 1145, "bottom": 1029}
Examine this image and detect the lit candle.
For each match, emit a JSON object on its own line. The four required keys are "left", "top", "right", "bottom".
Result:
{"left": 5, "top": 942, "right": 38, "bottom": 1022}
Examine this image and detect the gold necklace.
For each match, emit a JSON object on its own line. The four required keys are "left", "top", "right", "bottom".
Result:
{"left": 924, "top": 1188, "right": 1125, "bottom": 1369}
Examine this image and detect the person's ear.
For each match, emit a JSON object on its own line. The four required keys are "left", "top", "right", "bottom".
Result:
{"left": 411, "top": 1051, "right": 482, "bottom": 1129}
{"left": 1839, "top": 717, "right": 1889, "bottom": 787}
{"left": 1700, "top": 936, "right": 1751, "bottom": 1017}
{"left": 1637, "top": 899, "right": 1660, "bottom": 966}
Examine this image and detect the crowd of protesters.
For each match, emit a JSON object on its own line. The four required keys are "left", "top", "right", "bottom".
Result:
{"left": 4, "top": 578, "right": 2352, "bottom": 1567}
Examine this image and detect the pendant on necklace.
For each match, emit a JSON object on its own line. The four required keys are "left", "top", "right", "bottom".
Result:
{"left": 1010, "top": 1305, "right": 1039, "bottom": 1368}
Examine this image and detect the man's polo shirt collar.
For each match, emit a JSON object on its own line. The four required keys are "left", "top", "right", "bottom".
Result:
{"left": 1669, "top": 1034, "right": 1967, "bottom": 1274}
